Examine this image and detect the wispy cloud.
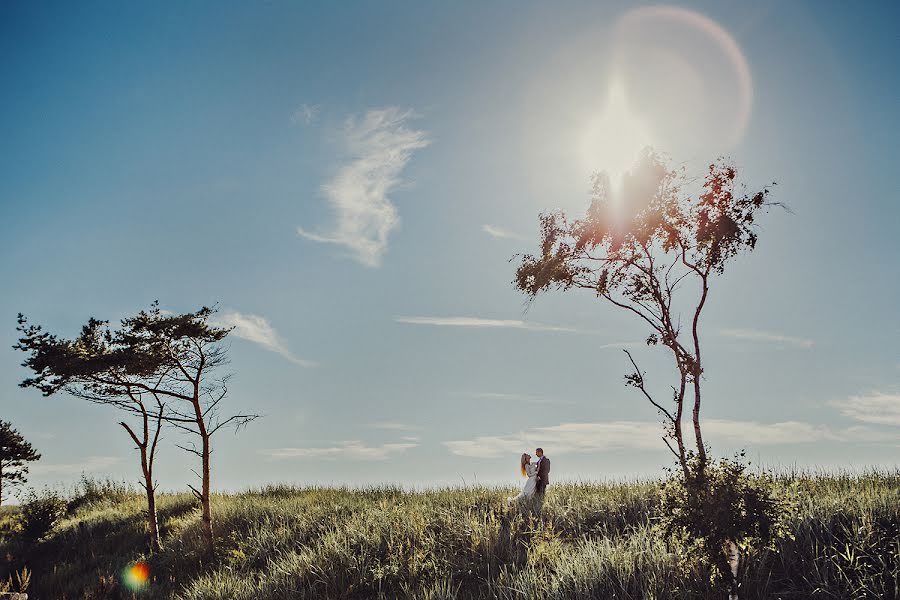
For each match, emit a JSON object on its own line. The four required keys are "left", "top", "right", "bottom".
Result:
{"left": 298, "top": 107, "right": 430, "bottom": 267}
{"left": 262, "top": 441, "right": 418, "bottom": 461}
{"left": 720, "top": 328, "right": 813, "bottom": 348}
{"left": 461, "top": 391, "right": 573, "bottom": 405}
{"left": 290, "top": 103, "right": 320, "bottom": 125}
{"left": 482, "top": 224, "right": 528, "bottom": 241}
{"left": 31, "top": 455, "right": 121, "bottom": 476}
{"left": 395, "top": 316, "right": 621, "bottom": 337}
{"left": 218, "top": 310, "right": 317, "bottom": 367}
{"left": 367, "top": 421, "right": 419, "bottom": 431}
{"left": 836, "top": 392, "right": 900, "bottom": 426}
{"left": 444, "top": 422, "right": 661, "bottom": 458}
{"left": 443, "top": 419, "right": 886, "bottom": 458}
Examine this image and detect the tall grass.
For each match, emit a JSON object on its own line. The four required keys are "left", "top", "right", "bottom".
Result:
{"left": 0, "top": 472, "right": 896, "bottom": 599}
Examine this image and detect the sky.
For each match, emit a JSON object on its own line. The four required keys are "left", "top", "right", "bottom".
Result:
{"left": 1, "top": 1, "right": 898, "bottom": 497}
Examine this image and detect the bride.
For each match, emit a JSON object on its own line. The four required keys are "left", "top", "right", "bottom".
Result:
{"left": 508, "top": 453, "right": 538, "bottom": 504}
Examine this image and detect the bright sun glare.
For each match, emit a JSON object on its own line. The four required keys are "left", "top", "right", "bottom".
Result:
{"left": 581, "top": 82, "right": 655, "bottom": 186}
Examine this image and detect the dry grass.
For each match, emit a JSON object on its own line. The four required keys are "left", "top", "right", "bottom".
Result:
{"left": 0, "top": 471, "right": 897, "bottom": 599}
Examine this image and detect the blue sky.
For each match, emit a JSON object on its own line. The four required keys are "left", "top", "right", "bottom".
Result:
{"left": 1, "top": 1, "right": 898, "bottom": 495}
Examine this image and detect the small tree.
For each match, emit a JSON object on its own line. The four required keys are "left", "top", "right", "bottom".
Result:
{"left": 514, "top": 151, "right": 785, "bottom": 594}
{"left": 0, "top": 420, "right": 41, "bottom": 508}
{"left": 15, "top": 303, "right": 258, "bottom": 556}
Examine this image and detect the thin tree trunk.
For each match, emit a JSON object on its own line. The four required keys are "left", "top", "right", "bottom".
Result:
{"left": 141, "top": 447, "right": 162, "bottom": 553}
{"left": 200, "top": 431, "right": 213, "bottom": 556}
{"left": 726, "top": 540, "right": 740, "bottom": 599}
{"left": 0, "top": 463, "right": 4, "bottom": 509}
{"left": 190, "top": 384, "right": 215, "bottom": 557}
{"left": 121, "top": 412, "right": 162, "bottom": 553}
{"left": 675, "top": 370, "right": 690, "bottom": 481}
{"left": 691, "top": 277, "right": 709, "bottom": 467}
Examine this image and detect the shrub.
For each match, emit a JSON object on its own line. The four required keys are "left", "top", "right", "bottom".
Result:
{"left": 659, "top": 453, "right": 793, "bottom": 592}
{"left": 66, "top": 475, "right": 135, "bottom": 515}
{"left": 20, "top": 488, "right": 66, "bottom": 542}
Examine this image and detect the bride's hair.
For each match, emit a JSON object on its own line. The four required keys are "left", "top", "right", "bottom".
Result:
{"left": 520, "top": 453, "right": 529, "bottom": 477}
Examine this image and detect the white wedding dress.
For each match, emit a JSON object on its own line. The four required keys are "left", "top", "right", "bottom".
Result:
{"left": 508, "top": 463, "right": 539, "bottom": 503}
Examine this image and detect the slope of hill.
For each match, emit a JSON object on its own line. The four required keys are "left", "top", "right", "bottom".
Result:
{"left": 0, "top": 472, "right": 897, "bottom": 599}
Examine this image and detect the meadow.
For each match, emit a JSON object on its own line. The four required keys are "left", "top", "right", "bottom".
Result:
{"left": 0, "top": 471, "right": 897, "bottom": 599}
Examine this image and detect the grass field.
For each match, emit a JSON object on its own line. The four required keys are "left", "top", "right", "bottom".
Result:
{"left": 0, "top": 471, "right": 897, "bottom": 599}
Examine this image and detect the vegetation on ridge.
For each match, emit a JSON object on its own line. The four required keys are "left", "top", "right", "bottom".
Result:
{"left": 1, "top": 471, "right": 897, "bottom": 599}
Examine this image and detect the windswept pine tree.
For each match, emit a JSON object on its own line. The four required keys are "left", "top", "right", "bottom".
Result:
{"left": 0, "top": 420, "right": 41, "bottom": 508}
{"left": 15, "top": 303, "right": 258, "bottom": 556}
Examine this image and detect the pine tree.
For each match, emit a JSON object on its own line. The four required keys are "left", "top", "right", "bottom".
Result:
{"left": 0, "top": 420, "right": 41, "bottom": 508}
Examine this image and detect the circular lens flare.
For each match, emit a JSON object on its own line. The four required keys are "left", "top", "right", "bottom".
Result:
{"left": 613, "top": 5, "right": 753, "bottom": 149}
{"left": 122, "top": 561, "right": 150, "bottom": 592}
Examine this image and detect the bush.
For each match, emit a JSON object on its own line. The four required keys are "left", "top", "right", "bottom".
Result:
{"left": 20, "top": 488, "right": 67, "bottom": 542}
{"left": 66, "top": 475, "right": 135, "bottom": 515}
{"left": 659, "top": 453, "right": 793, "bottom": 592}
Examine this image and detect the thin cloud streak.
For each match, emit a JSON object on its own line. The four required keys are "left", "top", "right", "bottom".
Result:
{"left": 482, "top": 224, "right": 528, "bottom": 241}
{"left": 298, "top": 107, "right": 430, "bottom": 267}
{"left": 218, "top": 310, "right": 317, "bottom": 367}
{"left": 720, "top": 328, "right": 813, "bottom": 348}
{"left": 837, "top": 392, "right": 900, "bottom": 426}
{"left": 462, "top": 392, "right": 575, "bottom": 405}
{"left": 262, "top": 441, "right": 418, "bottom": 461}
{"left": 395, "top": 316, "right": 624, "bottom": 337}
{"left": 367, "top": 422, "right": 419, "bottom": 431}
{"left": 443, "top": 419, "right": 890, "bottom": 458}
{"left": 31, "top": 455, "right": 121, "bottom": 476}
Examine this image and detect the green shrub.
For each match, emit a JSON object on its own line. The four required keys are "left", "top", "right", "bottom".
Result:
{"left": 66, "top": 475, "right": 135, "bottom": 515}
{"left": 659, "top": 454, "right": 793, "bottom": 592}
{"left": 20, "top": 488, "right": 67, "bottom": 542}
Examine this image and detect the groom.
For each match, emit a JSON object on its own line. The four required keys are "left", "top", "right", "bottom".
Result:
{"left": 533, "top": 447, "right": 550, "bottom": 514}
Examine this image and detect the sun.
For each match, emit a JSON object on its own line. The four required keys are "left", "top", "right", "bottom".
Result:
{"left": 581, "top": 82, "right": 655, "bottom": 186}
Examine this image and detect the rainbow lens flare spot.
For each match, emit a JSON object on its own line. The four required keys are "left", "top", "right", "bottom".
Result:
{"left": 122, "top": 561, "right": 150, "bottom": 592}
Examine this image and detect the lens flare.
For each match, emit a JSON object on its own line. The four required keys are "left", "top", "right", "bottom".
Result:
{"left": 122, "top": 561, "right": 150, "bottom": 592}
{"left": 613, "top": 5, "right": 754, "bottom": 150}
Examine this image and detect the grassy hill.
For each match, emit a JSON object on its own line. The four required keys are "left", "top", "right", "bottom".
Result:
{"left": 1, "top": 471, "right": 897, "bottom": 599}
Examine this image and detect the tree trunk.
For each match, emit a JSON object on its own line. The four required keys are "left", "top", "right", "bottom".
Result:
{"left": 690, "top": 276, "right": 709, "bottom": 468}
{"left": 0, "top": 463, "right": 4, "bottom": 509}
{"left": 140, "top": 447, "right": 161, "bottom": 553}
{"left": 190, "top": 384, "right": 215, "bottom": 557}
{"left": 726, "top": 540, "right": 740, "bottom": 600}
{"left": 200, "top": 430, "right": 214, "bottom": 556}
{"left": 692, "top": 383, "right": 706, "bottom": 465}
{"left": 121, "top": 414, "right": 162, "bottom": 553}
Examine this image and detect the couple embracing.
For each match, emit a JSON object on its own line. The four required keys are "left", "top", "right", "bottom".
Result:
{"left": 508, "top": 447, "right": 550, "bottom": 512}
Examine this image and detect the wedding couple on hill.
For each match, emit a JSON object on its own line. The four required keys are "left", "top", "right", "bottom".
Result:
{"left": 507, "top": 447, "right": 550, "bottom": 512}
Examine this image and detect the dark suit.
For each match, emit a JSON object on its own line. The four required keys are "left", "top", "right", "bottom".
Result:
{"left": 535, "top": 456, "right": 550, "bottom": 494}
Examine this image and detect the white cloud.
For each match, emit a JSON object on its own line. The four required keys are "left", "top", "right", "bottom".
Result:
{"left": 218, "top": 310, "right": 316, "bottom": 367}
{"left": 443, "top": 419, "right": 888, "bottom": 458}
{"left": 482, "top": 224, "right": 528, "bottom": 241}
{"left": 837, "top": 392, "right": 900, "bottom": 426}
{"left": 31, "top": 455, "right": 121, "bottom": 476}
{"left": 367, "top": 421, "right": 419, "bottom": 431}
{"left": 291, "top": 103, "right": 320, "bottom": 125}
{"left": 720, "top": 328, "right": 813, "bottom": 348}
{"left": 298, "top": 107, "right": 430, "bottom": 267}
{"left": 262, "top": 441, "right": 418, "bottom": 461}
{"left": 462, "top": 392, "right": 574, "bottom": 405}
{"left": 396, "top": 316, "right": 574, "bottom": 332}
{"left": 395, "top": 316, "right": 625, "bottom": 337}
{"left": 703, "top": 419, "right": 838, "bottom": 444}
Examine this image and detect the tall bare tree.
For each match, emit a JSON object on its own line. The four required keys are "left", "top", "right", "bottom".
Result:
{"left": 514, "top": 151, "right": 779, "bottom": 479}
{"left": 0, "top": 420, "right": 41, "bottom": 509}
{"left": 15, "top": 303, "right": 257, "bottom": 556}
